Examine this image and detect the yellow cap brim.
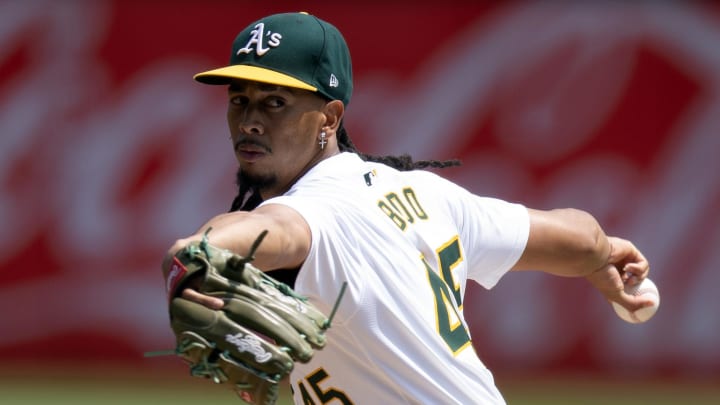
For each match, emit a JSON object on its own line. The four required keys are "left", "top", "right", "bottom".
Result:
{"left": 193, "top": 65, "right": 317, "bottom": 92}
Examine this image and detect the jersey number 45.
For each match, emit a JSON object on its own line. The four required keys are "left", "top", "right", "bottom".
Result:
{"left": 422, "top": 237, "right": 472, "bottom": 354}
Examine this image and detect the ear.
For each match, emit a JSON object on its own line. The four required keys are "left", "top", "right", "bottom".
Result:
{"left": 322, "top": 100, "right": 345, "bottom": 134}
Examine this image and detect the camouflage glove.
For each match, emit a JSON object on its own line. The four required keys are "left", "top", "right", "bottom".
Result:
{"left": 165, "top": 230, "right": 331, "bottom": 405}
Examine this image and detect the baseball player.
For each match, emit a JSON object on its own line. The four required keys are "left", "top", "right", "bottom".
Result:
{"left": 163, "top": 12, "right": 652, "bottom": 404}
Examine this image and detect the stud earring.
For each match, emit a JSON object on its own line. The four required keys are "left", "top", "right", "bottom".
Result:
{"left": 319, "top": 131, "right": 327, "bottom": 150}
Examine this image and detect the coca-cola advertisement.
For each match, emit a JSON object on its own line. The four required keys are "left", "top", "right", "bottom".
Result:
{"left": 2, "top": 1, "right": 718, "bottom": 402}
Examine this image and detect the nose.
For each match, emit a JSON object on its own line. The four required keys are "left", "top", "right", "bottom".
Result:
{"left": 238, "top": 105, "right": 263, "bottom": 136}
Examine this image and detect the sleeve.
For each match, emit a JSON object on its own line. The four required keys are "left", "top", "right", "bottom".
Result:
{"left": 258, "top": 195, "right": 352, "bottom": 316}
{"left": 451, "top": 187, "right": 530, "bottom": 289}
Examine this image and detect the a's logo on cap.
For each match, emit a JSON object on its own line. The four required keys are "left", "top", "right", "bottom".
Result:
{"left": 237, "top": 23, "right": 282, "bottom": 56}
{"left": 329, "top": 74, "right": 339, "bottom": 88}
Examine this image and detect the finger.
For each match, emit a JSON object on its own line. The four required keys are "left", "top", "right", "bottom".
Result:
{"left": 622, "top": 263, "right": 650, "bottom": 286}
{"left": 624, "top": 261, "right": 649, "bottom": 276}
{"left": 181, "top": 288, "right": 225, "bottom": 310}
{"left": 616, "top": 291, "right": 655, "bottom": 313}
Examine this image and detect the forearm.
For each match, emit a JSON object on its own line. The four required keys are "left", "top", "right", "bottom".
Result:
{"left": 162, "top": 204, "right": 310, "bottom": 279}
{"left": 512, "top": 208, "right": 611, "bottom": 277}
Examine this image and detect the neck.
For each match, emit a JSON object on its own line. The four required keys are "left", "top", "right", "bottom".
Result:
{"left": 258, "top": 148, "right": 341, "bottom": 200}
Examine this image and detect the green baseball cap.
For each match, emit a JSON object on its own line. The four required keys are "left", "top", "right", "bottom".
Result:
{"left": 194, "top": 12, "right": 353, "bottom": 106}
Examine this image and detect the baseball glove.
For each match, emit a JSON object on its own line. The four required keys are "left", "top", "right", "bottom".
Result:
{"left": 163, "top": 229, "right": 331, "bottom": 405}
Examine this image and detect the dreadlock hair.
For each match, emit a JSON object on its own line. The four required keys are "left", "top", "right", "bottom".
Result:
{"left": 229, "top": 122, "right": 461, "bottom": 212}
{"left": 335, "top": 123, "right": 461, "bottom": 171}
{"left": 229, "top": 178, "right": 263, "bottom": 212}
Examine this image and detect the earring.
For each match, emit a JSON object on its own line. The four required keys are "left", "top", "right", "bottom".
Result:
{"left": 319, "top": 131, "right": 327, "bottom": 150}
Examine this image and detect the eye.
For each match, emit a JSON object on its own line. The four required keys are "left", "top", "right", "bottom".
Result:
{"left": 265, "top": 97, "right": 285, "bottom": 108}
{"left": 229, "top": 95, "right": 248, "bottom": 106}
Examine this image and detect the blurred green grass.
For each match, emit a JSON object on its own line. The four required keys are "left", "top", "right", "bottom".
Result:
{"left": 1, "top": 363, "right": 718, "bottom": 404}
{"left": 1, "top": 362, "right": 294, "bottom": 405}
{"left": 499, "top": 375, "right": 720, "bottom": 405}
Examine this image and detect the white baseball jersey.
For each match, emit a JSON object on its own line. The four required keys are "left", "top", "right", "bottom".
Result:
{"left": 262, "top": 152, "right": 529, "bottom": 404}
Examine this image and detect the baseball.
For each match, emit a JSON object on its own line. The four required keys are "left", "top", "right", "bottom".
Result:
{"left": 611, "top": 277, "right": 660, "bottom": 323}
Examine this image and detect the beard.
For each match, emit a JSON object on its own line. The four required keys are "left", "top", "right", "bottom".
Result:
{"left": 229, "top": 167, "right": 274, "bottom": 212}
{"left": 235, "top": 166, "right": 277, "bottom": 192}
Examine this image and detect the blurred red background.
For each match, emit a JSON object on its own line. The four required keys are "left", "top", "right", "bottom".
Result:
{"left": 2, "top": 0, "right": 719, "bottom": 385}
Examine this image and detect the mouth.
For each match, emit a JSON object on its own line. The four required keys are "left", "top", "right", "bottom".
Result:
{"left": 235, "top": 140, "right": 270, "bottom": 163}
